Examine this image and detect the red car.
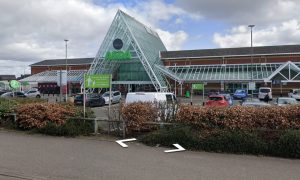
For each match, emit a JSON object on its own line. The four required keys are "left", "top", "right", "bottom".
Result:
{"left": 205, "top": 95, "right": 229, "bottom": 107}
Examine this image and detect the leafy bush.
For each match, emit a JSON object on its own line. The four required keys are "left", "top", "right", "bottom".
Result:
{"left": 15, "top": 103, "right": 75, "bottom": 129}
{"left": 141, "top": 126, "right": 199, "bottom": 148}
{"left": 275, "top": 130, "right": 300, "bottom": 158}
{"left": 121, "top": 102, "right": 158, "bottom": 132}
{"left": 199, "top": 130, "right": 268, "bottom": 154}
{"left": 37, "top": 118, "right": 94, "bottom": 137}
{"left": 177, "top": 105, "right": 300, "bottom": 130}
{"left": 0, "top": 98, "right": 18, "bottom": 117}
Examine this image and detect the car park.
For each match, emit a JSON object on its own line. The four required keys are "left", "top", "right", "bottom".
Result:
{"left": 205, "top": 95, "right": 230, "bottom": 107}
{"left": 275, "top": 97, "right": 298, "bottom": 106}
{"left": 288, "top": 89, "right": 300, "bottom": 101}
{"left": 258, "top": 87, "right": 272, "bottom": 101}
{"left": 74, "top": 93, "right": 105, "bottom": 107}
{"left": 233, "top": 89, "right": 248, "bottom": 100}
{"left": 102, "top": 91, "right": 122, "bottom": 105}
{"left": 0, "top": 91, "right": 27, "bottom": 98}
{"left": 24, "top": 89, "right": 41, "bottom": 98}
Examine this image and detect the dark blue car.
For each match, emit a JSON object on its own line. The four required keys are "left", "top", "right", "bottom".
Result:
{"left": 233, "top": 89, "right": 248, "bottom": 100}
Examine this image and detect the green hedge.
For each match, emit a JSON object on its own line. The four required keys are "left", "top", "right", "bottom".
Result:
{"left": 140, "top": 127, "right": 300, "bottom": 158}
{"left": 36, "top": 118, "right": 94, "bottom": 137}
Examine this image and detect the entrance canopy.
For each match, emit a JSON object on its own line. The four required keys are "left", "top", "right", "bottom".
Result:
{"left": 86, "top": 10, "right": 168, "bottom": 92}
{"left": 156, "top": 61, "right": 300, "bottom": 83}
{"left": 19, "top": 70, "right": 85, "bottom": 83}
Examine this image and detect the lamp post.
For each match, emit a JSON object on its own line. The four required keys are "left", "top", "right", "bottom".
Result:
{"left": 64, "top": 39, "right": 69, "bottom": 102}
{"left": 248, "top": 25, "right": 255, "bottom": 100}
{"left": 174, "top": 63, "right": 177, "bottom": 96}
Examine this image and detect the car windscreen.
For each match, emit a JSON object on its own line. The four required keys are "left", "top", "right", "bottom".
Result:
{"left": 278, "top": 99, "right": 297, "bottom": 104}
{"left": 102, "top": 92, "right": 110, "bottom": 97}
{"left": 235, "top": 90, "right": 245, "bottom": 93}
{"left": 75, "top": 95, "right": 83, "bottom": 100}
{"left": 209, "top": 96, "right": 223, "bottom": 101}
{"left": 260, "top": 89, "right": 270, "bottom": 93}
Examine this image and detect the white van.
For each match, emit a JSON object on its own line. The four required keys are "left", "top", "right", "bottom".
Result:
{"left": 125, "top": 92, "right": 177, "bottom": 104}
{"left": 258, "top": 87, "right": 272, "bottom": 100}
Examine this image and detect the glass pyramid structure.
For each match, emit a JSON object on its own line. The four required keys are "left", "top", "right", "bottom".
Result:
{"left": 87, "top": 10, "right": 168, "bottom": 92}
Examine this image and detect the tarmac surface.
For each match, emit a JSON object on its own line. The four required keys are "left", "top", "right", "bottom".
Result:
{"left": 0, "top": 130, "right": 299, "bottom": 180}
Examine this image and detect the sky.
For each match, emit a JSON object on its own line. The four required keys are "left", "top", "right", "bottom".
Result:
{"left": 1, "top": 0, "right": 300, "bottom": 77}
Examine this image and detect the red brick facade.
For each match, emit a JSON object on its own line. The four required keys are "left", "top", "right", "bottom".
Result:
{"left": 31, "top": 64, "right": 91, "bottom": 75}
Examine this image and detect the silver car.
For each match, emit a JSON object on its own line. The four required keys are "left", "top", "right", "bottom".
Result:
{"left": 102, "top": 91, "right": 122, "bottom": 105}
{"left": 276, "top": 97, "right": 298, "bottom": 106}
{"left": 242, "top": 101, "right": 271, "bottom": 107}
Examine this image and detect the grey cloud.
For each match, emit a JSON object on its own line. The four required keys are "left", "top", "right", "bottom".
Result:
{"left": 176, "top": 0, "right": 299, "bottom": 25}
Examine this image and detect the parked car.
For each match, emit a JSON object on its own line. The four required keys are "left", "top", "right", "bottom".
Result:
{"left": 74, "top": 93, "right": 105, "bottom": 107}
{"left": 233, "top": 89, "right": 248, "bottom": 100}
{"left": 102, "top": 91, "right": 122, "bottom": 105}
{"left": 275, "top": 97, "right": 298, "bottom": 106}
{"left": 24, "top": 89, "right": 41, "bottom": 98}
{"left": 258, "top": 87, "right": 272, "bottom": 101}
{"left": 288, "top": 89, "right": 300, "bottom": 101}
{"left": 205, "top": 95, "right": 230, "bottom": 107}
{"left": 219, "top": 93, "right": 233, "bottom": 106}
{"left": 0, "top": 90, "right": 9, "bottom": 96}
{"left": 125, "top": 92, "right": 177, "bottom": 104}
{"left": 242, "top": 101, "right": 271, "bottom": 107}
{"left": 0, "top": 91, "right": 27, "bottom": 98}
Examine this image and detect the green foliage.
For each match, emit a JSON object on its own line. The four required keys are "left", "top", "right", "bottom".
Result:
{"left": 0, "top": 98, "right": 18, "bottom": 116}
{"left": 141, "top": 126, "right": 200, "bottom": 149}
{"left": 275, "top": 130, "right": 300, "bottom": 158}
{"left": 37, "top": 118, "right": 94, "bottom": 137}
{"left": 141, "top": 127, "right": 300, "bottom": 158}
{"left": 199, "top": 131, "right": 268, "bottom": 154}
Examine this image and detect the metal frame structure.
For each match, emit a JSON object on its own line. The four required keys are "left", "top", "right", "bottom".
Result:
{"left": 19, "top": 70, "right": 86, "bottom": 83}
{"left": 156, "top": 62, "right": 300, "bottom": 83}
{"left": 86, "top": 10, "right": 168, "bottom": 92}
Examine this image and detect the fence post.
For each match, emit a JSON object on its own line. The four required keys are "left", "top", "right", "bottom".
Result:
{"left": 94, "top": 118, "right": 98, "bottom": 134}
{"left": 122, "top": 118, "right": 126, "bottom": 138}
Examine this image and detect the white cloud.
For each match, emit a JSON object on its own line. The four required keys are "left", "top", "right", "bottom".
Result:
{"left": 157, "top": 29, "right": 188, "bottom": 50}
{"left": 213, "top": 19, "right": 300, "bottom": 48}
{"left": 0, "top": 0, "right": 190, "bottom": 77}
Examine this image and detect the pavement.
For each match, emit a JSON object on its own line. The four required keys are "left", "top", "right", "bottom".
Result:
{"left": 0, "top": 130, "right": 299, "bottom": 180}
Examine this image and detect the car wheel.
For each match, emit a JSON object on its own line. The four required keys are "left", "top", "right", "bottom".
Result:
{"left": 36, "top": 95, "right": 41, "bottom": 98}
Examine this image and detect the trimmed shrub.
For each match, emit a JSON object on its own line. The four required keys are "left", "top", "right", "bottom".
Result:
{"left": 140, "top": 126, "right": 199, "bottom": 149}
{"left": 0, "top": 98, "right": 18, "bottom": 117}
{"left": 37, "top": 118, "right": 94, "bottom": 137}
{"left": 176, "top": 105, "right": 300, "bottom": 130}
{"left": 15, "top": 103, "right": 75, "bottom": 129}
{"left": 121, "top": 102, "right": 158, "bottom": 132}
{"left": 199, "top": 130, "right": 268, "bottom": 154}
{"left": 276, "top": 130, "right": 300, "bottom": 158}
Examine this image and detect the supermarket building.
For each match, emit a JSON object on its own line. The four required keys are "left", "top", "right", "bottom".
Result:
{"left": 21, "top": 10, "right": 300, "bottom": 96}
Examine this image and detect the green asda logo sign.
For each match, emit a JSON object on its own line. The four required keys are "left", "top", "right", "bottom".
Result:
{"left": 105, "top": 51, "right": 131, "bottom": 61}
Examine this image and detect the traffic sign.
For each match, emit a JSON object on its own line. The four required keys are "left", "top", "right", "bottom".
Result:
{"left": 248, "top": 82, "right": 256, "bottom": 90}
{"left": 192, "top": 83, "right": 204, "bottom": 90}
{"left": 9, "top": 80, "right": 20, "bottom": 89}
{"left": 84, "top": 74, "right": 110, "bottom": 88}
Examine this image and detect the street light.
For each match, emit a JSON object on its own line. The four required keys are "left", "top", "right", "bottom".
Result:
{"left": 174, "top": 63, "right": 177, "bottom": 96}
{"left": 64, "top": 39, "right": 69, "bottom": 102}
{"left": 248, "top": 24, "right": 255, "bottom": 99}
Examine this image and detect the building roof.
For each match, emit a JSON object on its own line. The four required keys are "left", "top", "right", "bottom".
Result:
{"left": 88, "top": 10, "right": 168, "bottom": 91}
{"left": 0, "top": 75, "right": 16, "bottom": 81}
{"left": 30, "top": 58, "right": 94, "bottom": 67}
{"left": 160, "top": 44, "right": 300, "bottom": 59}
